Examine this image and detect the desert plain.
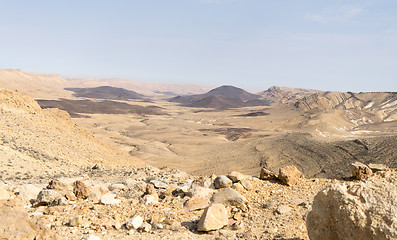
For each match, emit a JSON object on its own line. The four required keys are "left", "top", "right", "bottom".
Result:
{"left": 0, "top": 69, "right": 396, "bottom": 239}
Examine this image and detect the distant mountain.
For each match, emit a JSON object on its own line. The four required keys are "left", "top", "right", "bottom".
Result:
{"left": 169, "top": 85, "right": 270, "bottom": 109}
{"left": 295, "top": 91, "right": 397, "bottom": 121}
{"left": 65, "top": 86, "right": 145, "bottom": 100}
{"left": 0, "top": 69, "right": 212, "bottom": 99}
{"left": 258, "top": 86, "right": 322, "bottom": 104}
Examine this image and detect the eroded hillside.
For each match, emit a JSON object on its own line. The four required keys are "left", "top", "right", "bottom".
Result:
{"left": 0, "top": 89, "right": 146, "bottom": 182}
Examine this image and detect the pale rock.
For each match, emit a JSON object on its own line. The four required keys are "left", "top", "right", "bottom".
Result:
{"left": 307, "top": 170, "right": 397, "bottom": 240}
{"left": 231, "top": 183, "right": 245, "bottom": 192}
{"left": 69, "top": 215, "right": 83, "bottom": 227}
{"left": 150, "top": 180, "right": 168, "bottom": 189}
{"left": 184, "top": 196, "right": 209, "bottom": 211}
{"left": 140, "top": 222, "right": 152, "bottom": 232}
{"left": 275, "top": 205, "right": 292, "bottom": 215}
{"left": 18, "top": 184, "right": 43, "bottom": 201}
{"left": 100, "top": 192, "right": 120, "bottom": 205}
{"left": 240, "top": 179, "right": 253, "bottom": 190}
{"left": 0, "top": 206, "right": 36, "bottom": 239}
{"left": 227, "top": 172, "right": 245, "bottom": 183}
{"left": 92, "top": 163, "right": 104, "bottom": 170}
{"left": 0, "top": 183, "right": 11, "bottom": 200}
{"left": 145, "top": 183, "right": 158, "bottom": 196}
{"left": 189, "top": 187, "right": 216, "bottom": 200}
{"left": 142, "top": 194, "right": 158, "bottom": 205}
{"left": 278, "top": 165, "right": 303, "bottom": 186}
{"left": 108, "top": 183, "right": 126, "bottom": 192}
{"left": 197, "top": 204, "right": 228, "bottom": 232}
{"left": 211, "top": 187, "right": 248, "bottom": 206}
{"left": 350, "top": 161, "right": 373, "bottom": 180}
{"left": 114, "top": 220, "right": 122, "bottom": 230}
{"left": 36, "top": 189, "right": 62, "bottom": 205}
{"left": 368, "top": 163, "right": 388, "bottom": 173}
{"left": 260, "top": 168, "right": 277, "bottom": 180}
{"left": 126, "top": 215, "right": 144, "bottom": 230}
{"left": 82, "top": 234, "right": 101, "bottom": 240}
{"left": 214, "top": 175, "right": 233, "bottom": 189}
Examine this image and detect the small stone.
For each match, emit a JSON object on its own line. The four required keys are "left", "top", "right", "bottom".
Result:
{"left": 278, "top": 165, "right": 303, "bottom": 186}
{"left": 189, "top": 187, "right": 215, "bottom": 200}
{"left": 240, "top": 179, "right": 253, "bottom": 190}
{"left": 47, "top": 179, "right": 73, "bottom": 192}
{"left": 166, "top": 220, "right": 181, "bottom": 231}
{"left": 150, "top": 180, "right": 168, "bottom": 189}
{"left": 140, "top": 222, "right": 152, "bottom": 232}
{"left": 108, "top": 183, "right": 126, "bottom": 192}
{"left": 114, "top": 221, "right": 122, "bottom": 230}
{"left": 126, "top": 215, "right": 144, "bottom": 230}
{"left": 100, "top": 192, "right": 120, "bottom": 205}
{"left": 226, "top": 172, "right": 245, "bottom": 183}
{"left": 153, "top": 223, "right": 163, "bottom": 229}
{"left": 92, "top": 163, "right": 104, "bottom": 170}
{"left": 231, "top": 183, "right": 245, "bottom": 192}
{"left": 197, "top": 204, "right": 228, "bottom": 232}
{"left": 184, "top": 196, "right": 209, "bottom": 211}
{"left": 368, "top": 163, "right": 388, "bottom": 173}
{"left": 275, "top": 205, "right": 292, "bottom": 215}
{"left": 82, "top": 235, "right": 101, "bottom": 240}
{"left": 73, "top": 180, "right": 91, "bottom": 199}
{"left": 259, "top": 168, "right": 277, "bottom": 180}
{"left": 231, "top": 221, "right": 244, "bottom": 230}
{"left": 214, "top": 175, "right": 233, "bottom": 189}
{"left": 211, "top": 187, "right": 248, "bottom": 206}
{"left": 350, "top": 162, "right": 372, "bottom": 180}
{"left": 69, "top": 215, "right": 82, "bottom": 227}
{"left": 142, "top": 195, "right": 158, "bottom": 205}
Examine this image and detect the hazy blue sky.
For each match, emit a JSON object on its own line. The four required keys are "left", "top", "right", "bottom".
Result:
{"left": 1, "top": 0, "right": 396, "bottom": 92}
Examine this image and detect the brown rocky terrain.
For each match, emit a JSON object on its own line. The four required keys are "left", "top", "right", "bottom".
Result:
{"left": 0, "top": 89, "right": 145, "bottom": 182}
{"left": 1, "top": 69, "right": 397, "bottom": 239}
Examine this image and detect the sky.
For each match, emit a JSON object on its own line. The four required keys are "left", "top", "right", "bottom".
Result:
{"left": 1, "top": 0, "right": 396, "bottom": 92}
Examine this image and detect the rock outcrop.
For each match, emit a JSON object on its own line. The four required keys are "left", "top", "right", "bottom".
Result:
{"left": 278, "top": 165, "right": 303, "bottom": 186}
{"left": 307, "top": 170, "right": 397, "bottom": 240}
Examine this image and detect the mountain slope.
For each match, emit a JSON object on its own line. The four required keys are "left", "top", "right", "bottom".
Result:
{"left": 0, "top": 88, "right": 146, "bottom": 181}
{"left": 170, "top": 85, "right": 269, "bottom": 109}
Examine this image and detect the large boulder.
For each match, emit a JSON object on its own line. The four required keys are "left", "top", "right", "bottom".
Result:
{"left": 350, "top": 162, "right": 373, "bottom": 180}
{"left": 197, "top": 204, "right": 228, "bottom": 232}
{"left": 278, "top": 165, "right": 303, "bottom": 186}
{"left": 36, "top": 189, "right": 62, "bottom": 206}
{"left": 73, "top": 180, "right": 91, "bottom": 199}
{"left": 214, "top": 175, "right": 233, "bottom": 189}
{"left": 211, "top": 187, "right": 247, "bottom": 206}
{"left": 306, "top": 170, "right": 397, "bottom": 240}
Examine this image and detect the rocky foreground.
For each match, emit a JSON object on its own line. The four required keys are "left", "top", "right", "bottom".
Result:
{"left": 0, "top": 163, "right": 395, "bottom": 240}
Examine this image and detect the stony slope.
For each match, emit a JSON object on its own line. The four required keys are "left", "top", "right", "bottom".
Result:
{"left": 0, "top": 88, "right": 146, "bottom": 181}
